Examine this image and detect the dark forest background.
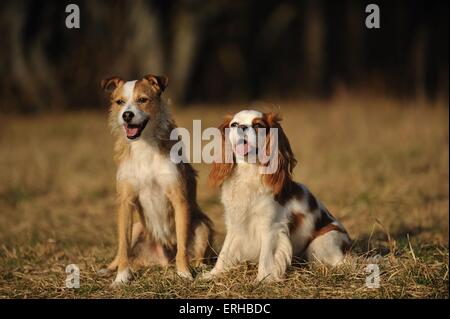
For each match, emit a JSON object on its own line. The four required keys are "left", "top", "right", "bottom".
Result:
{"left": 0, "top": 0, "right": 448, "bottom": 112}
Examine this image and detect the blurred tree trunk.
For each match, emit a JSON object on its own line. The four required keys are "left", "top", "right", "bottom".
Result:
{"left": 345, "top": 0, "right": 363, "bottom": 89}
{"left": 127, "top": 0, "right": 165, "bottom": 76}
{"left": 170, "top": 4, "right": 202, "bottom": 104}
{"left": 0, "top": 0, "right": 448, "bottom": 112}
{"left": 411, "top": 26, "right": 427, "bottom": 102}
{"left": 303, "top": 0, "right": 325, "bottom": 96}
{"left": 5, "top": 1, "right": 65, "bottom": 112}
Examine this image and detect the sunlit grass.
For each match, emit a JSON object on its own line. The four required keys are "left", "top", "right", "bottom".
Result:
{"left": 0, "top": 96, "right": 448, "bottom": 298}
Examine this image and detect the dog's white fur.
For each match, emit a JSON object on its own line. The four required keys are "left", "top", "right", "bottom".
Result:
{"left": 204, "top": 110, "right": 350, "bottom": 282}
{"left": 207, "top": 163, "right": 293, "bottom": 282}
{"left": 117, "top": 140, "right": 179, "bottom": 246}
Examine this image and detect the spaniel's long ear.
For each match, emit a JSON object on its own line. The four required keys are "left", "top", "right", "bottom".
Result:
{"left": 262, "top": 112, "right": 297, "bottom": 196}
{"left": 208, "top": 115, "right": 235, "bottom": 187}
{"left": 101, "top": 76, "right": 124, "bottom": 95}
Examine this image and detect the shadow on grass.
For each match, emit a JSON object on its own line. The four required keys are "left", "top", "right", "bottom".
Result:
{"left": 349, "top": 225, "right": 435, "bottom": 257}
{"left": 289, "top": 225, "right": 436, "bottom": 268}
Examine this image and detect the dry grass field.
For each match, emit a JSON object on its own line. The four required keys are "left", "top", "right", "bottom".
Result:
{"left": 0, "top": 95, "right": 448, "bottom": 298}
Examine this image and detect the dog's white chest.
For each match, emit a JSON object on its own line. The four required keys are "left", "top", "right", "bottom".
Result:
{"left": 117, "top": 141, "right": 178, "bottom": 187}
{"left": 221, "top": 164, "right": 283, "bottom": 261}
{"left": 117, "top": 140, "right": 178, "bottom": 244}
{"left": 221, "top": 164, "right": 273, "bottom": 217}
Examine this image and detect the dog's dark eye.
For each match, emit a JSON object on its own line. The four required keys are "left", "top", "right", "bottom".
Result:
{"left": 137, "top": 97, "right": 149, "bottom": 104}
{"left": 230, "top": 122, "right": 238, "bottom": 127}
{"left": 253, "top": 123, "right": 264, "bottom": 129}
{"left": 116, "top": 99, "right": 125, "bottom": 106}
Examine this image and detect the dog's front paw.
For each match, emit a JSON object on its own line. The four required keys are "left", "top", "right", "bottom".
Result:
{"left": 97, "top": 268, "right": 111, "bottom": 277}
{"left": 198, "top": 269, "right": 219, "bottom": 281}
{"left": 177, "top": 271, "right": 194, "bottom": 281}
{"left": 110, "top": 268, "right": 131, "bottom": 288}
{"left": 255, "top": 272, "right": 282, "bottom": 283}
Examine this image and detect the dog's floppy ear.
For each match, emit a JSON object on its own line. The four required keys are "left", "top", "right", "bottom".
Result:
{"left": 262, "top": 112, "right": 297, "bottom": 196}
{"left": 144, "top": 74, "right": 168, "bottom": 94}
{"left": 101, "top": 76, "right": 123, "bottom": 94}
{"left": 208, "top": 114, "right": 235, "bottom": 187}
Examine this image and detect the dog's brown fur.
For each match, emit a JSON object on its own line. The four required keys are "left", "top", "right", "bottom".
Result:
{"left": 101, "top": 74, "right": 213, "bottom": 284}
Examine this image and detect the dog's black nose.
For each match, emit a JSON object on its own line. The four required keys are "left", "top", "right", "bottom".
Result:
{"left": 122, "top": 111, "right": 134, "bottom": 123}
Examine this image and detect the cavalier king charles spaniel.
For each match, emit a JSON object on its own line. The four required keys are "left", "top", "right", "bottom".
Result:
{"left": 203, "top": 110, "right": 351, "bottom": 282}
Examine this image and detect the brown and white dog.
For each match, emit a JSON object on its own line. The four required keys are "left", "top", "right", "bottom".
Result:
{"left": 101, "top": 74, "right": 212, "bottom": 286}
{"left": 203, "top": 110, "right": 351, "bottom": 282}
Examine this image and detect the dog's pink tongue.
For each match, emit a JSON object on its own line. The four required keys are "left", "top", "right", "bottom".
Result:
{"left": 235, "top": 143, "right": 249, "bottom": 156}
{"left": 126, "top": 127, "right": 139, "bottom": 137}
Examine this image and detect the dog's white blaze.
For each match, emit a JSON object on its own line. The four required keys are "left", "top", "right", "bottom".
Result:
{"left": 122, "top": 80, "right": 137, "bottom": 103}
{"left": 228, "top": 110, "right": 262, "bottom": 153}
{"left": 231, "top": 109, "right": 263, "bottom": 125}
{"left": 117, "top": 80, "right": 148, "bottom": 127}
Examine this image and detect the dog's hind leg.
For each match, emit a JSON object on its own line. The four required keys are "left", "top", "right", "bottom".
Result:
{"left": 106, "top": 255, "right": 119, "bottom": 272}
{"left": 305, "top": 230, "right": 350, "bottom": 266}
{"left": 131, "top": 236, "right": 172, "bottom": 268}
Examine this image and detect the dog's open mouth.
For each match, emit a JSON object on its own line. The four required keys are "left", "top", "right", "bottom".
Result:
{"left": 123, "top": 119, "right": 148, "bottom": 139}
{"left": 234, "top": 139, "right": 250, "bottom": 156}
